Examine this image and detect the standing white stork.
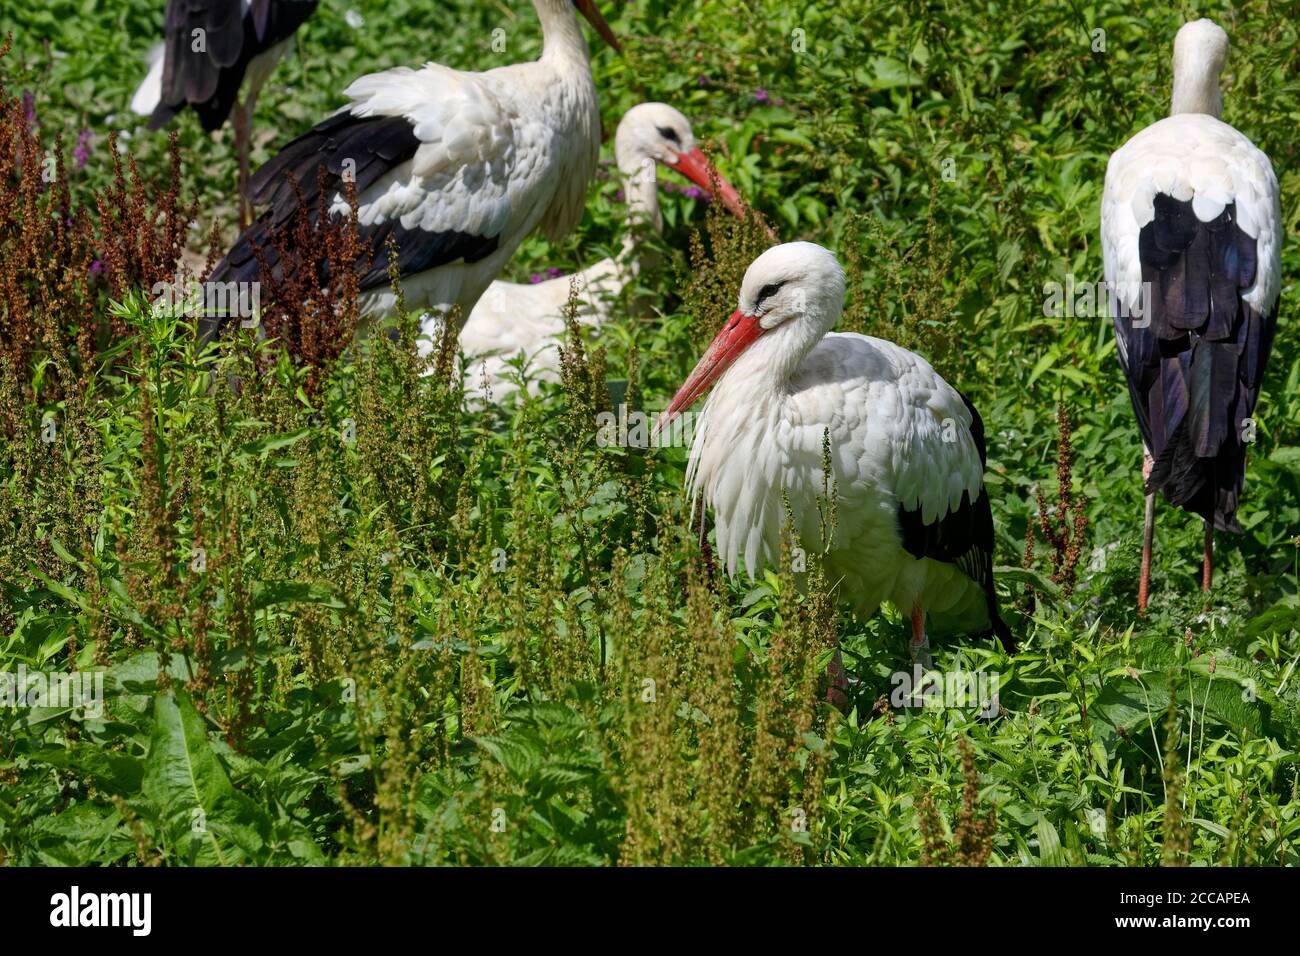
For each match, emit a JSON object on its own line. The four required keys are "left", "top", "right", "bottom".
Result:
{"left": 200, "top": 0, "right": 620, "bottom": 347}
{"left": 1101, "top": 19, "right": 1281, "bottom": 612}
{"left": 657, "top": 242, "right": 1012, "bottom": 700}
{"left": 131, "top": 0, "right": 319, "bottom": 227}
{"left": 459, "top": 102, "right": 747, "bottom": 400}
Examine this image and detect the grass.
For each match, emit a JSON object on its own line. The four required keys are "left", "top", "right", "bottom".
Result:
{"left": 1, "top": 0, "right": 1299, "bottom": 866}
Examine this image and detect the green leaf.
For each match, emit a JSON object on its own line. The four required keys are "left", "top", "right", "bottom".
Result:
{"left": 1036, "top": 813, "right": 1064, "bottom": 865}
{"left": 49, "top": 537, "right": 83, "bottom": 569}
{"left": 474, "top": 731, "right": 545, "bottom": 779}
{"left": 141, "top": 691, "right": 268, "bottom": 865}
{"left": 107, "top": 651, "right": 196, "bottom": 695}
{"left": 251, "top": 580, "right": 349, "bottom": 611}
{"left": 235, "top": 428, "right": 311, "bottom": 460}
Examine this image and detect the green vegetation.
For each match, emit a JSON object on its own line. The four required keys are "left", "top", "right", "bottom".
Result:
{"left": 1, "top": 0, "right": 1298, "bottom": 866}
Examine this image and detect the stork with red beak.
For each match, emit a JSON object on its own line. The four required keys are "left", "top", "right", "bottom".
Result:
{"left": 201, "top": 0, "right": 620, "bottom": 348}
{"left": 658, "top": 243, "right": 1012, "bottom": 699}
{"left": 460, "top": 102, "right": 748, "bottom": 400}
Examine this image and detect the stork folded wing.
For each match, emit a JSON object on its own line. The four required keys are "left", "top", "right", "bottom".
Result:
{"left": 210, "top": 109, "right": 502, "bottom": 300}
{"left": 152, "top": 0, "right": 318, "bottom": 131}
{"left": 895, "top": 392, "right": 1010, "bottom": 645}
{"left": 1121, "top": 194, "right": 1277, "bottom": 530}
{"left": 206, "top": 62, "right": 540, "bottom": 342}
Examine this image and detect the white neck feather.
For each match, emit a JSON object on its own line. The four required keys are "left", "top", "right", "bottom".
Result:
{"left": 619, "top": 156, "right": 662, "bottom": 233}
{"left": 1170, "top": 24, "right": 1226, "bottom": 118}
{"left": 733, "top": 305, "right": 838, "bottom": 391}
{"left": 614, "top": 151, "right": 663, "bottom": 278}
{"left": 1171, "top": 66, "right": 1222, "bottom": 118}
{"left": 684, "top": 378, "right": 789, "bottom": 578}
{"left": 686, "top": 303, "right": 837, "bottom": 567}
{"left": 536, "top": 0, "right": 591, "bottom": 64}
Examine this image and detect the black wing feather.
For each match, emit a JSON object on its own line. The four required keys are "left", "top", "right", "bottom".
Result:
{"left": 896, "top": 392, "right": 1013, "bottom": 649}
{"left": 251, "top": 0, "right": 271, "bottom": 40}
{"left": 1116, "top": 194, "right": 1277, "bottom": 532}
{"left": 150, "top": 0, "right": 318, "bottom": 132}
{"left": 204, "top": 111, "right": 500, "bottom": 344}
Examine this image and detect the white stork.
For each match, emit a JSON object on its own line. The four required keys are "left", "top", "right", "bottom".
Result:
{"left": 132, "top": 0, "right": 319, "bottom": 227}
{"left": 1101, "top": 18, "right": 1281, "bottom": 612}
{"left": 200, "top": 0, "right": 620, "bottom": 347}
{"left": 657, "top": 242, "right": 1012, "bottom": 701}
{"left": 459, "top": 102, "right": 746, "bottom": 400}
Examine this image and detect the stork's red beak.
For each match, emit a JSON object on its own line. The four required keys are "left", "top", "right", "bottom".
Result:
{"left": 574, "top": 0, "right": 621, "bottom": 53}
{"left": 669, "top": 147, "right": 746, "bottom": 219}
{"left": 656, "top": 309, "right": 764, "bottom": 436}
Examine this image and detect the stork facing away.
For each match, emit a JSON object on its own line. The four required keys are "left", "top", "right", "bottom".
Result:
{"left": 1101, "top": 18, "right": 1281, "bottom": 612}
{"left": 657, "top": 243, "right": 1012, "bottom": 703}
{"left": 459, "top": 102, "right": 747, "bottom": 401}
{"left": 201, "top": 0, "right": 620, "bottom": 348}
{"left": 132, "top": 0, "right": 319, "bottom": 227}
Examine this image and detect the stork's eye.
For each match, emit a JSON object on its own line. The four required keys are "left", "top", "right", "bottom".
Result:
{"left": 656, "top": 125, "right": 681, "bottom": 145}
{"left": 755, "top": 281, "right": 786, "bottom": 308}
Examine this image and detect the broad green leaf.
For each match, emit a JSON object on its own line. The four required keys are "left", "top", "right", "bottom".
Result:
{"left": 252, "top": 580, "right": 349, "bottom": 611}
{"left": 141, "top": 691, "right": 268, "bottom": 865}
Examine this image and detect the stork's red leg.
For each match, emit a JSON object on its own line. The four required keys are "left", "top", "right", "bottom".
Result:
{"left": 1139, "top": 454, "right": 1155, "bottom": 615}
{"left": 909, "top": 600, "right": 932, "bottom": 669}
{"left": 825, "top": 648, "right": 848, "bottom": 710}
{"left": 235, "top": 101, "right": 252, "bottom": 229}
{"left": 1202, "top": 519, "right": 1213, "bottom": 594}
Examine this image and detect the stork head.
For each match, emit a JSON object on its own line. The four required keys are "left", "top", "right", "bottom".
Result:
{"left": 660, "top": 243, "right": 846, "bottom": 426}
{"left": 615, "top": 103, "right": 745, "bottom": 219}
{"left": 1171, "top": 19, "right": 1228, "bottom": 118}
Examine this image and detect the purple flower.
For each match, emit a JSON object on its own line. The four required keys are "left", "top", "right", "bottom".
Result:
{"left": 753, "top": 88, "right": 770, "bottom": 104}
{"left": 697, "top": 75, "right": 709, "bottom": 88}
{"left": 682, "top": 186, "right": 705, "bottom": 201}
{"left": 529, "top": 273, "right": 544, "bottom": 284}
{"left": 89, "top": 259, "right": 105, "bottom": 277}
{"left": 613, "top": 189, "right": 625, "bottom": 203}
{"left": 546, "top": 267, "right": 564, "bottom": 279}
{"left": 73, "top": 129, "right": 91, "bottom": 169}
{"left": 21, "top": 91, "right": 36, "bottom": 128}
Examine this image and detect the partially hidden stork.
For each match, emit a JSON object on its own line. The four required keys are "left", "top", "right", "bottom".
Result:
{"left": 132, "top": 0, "right": 319, "bottom": 227}
{"left": 1101, "top": 18, "right": 1281, "bottom": 612}
{"left": 459, "top": 102, "right": 746, "bottom": 400}
{"left": 201, "top": 0, "right": 620, "bottom": 347}
{"left": 657, "top": 243, "right": 1012, "bottom": 701}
